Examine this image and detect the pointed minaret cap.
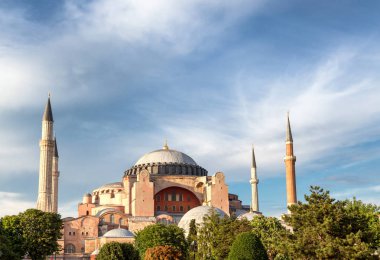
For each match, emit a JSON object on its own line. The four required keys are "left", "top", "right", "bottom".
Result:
{"left": 251, "top": 145, "right": 256, "bottom": 168}
{"left": 286, "top": 112, "right": 293, "bottom": 142}
{"left": 42, "top": 94, "right": 54, "bottom": 122}
{"left": 163, "top": 139, "right": 169, "bottom": 150}
{"left": 54, "top": 137, "right": 59, "bottom": 158}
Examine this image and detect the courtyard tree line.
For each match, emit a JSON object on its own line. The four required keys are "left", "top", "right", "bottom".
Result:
{"left": 97, "top": 186, "right": 380, "bottom": 260}
{"left": 0, "top": 208, "right": 62, "bottom": 260}
{"left": 1, "top": 186, "right": 379, "bottom": 259}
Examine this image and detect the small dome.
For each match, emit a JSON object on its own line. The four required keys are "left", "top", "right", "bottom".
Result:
{"left": 135, "top": 146, "right": 197, "bottom": 166}
{"left": 98, "top": 182, "right": 123, "bottom": 189}
{"left": 178, "top": 206, "right": 226, "bottom": 235}
{"left": 237, "top": 211, "right": 262, "bottom": 221}
{"left": 83, "top": 193, "right": 92, "bottom": 197}
{"left": 102, "top": 228, "right": 135, "bottom": 238}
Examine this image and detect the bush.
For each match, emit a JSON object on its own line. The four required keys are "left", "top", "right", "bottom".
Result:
{"left": 97, "top": 242, "right": 139, "bottom": 260}
{"left": 228, "top": 232, "right": 268, "bottom": 260}
{"left": 135, "top": 224, "right": 188, "bottom": 259}
{"left": 144, "top": 245, "right": 183, "bottom": 260}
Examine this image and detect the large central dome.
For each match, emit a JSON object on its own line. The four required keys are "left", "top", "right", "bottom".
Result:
{"left": 124, "top": 143, "right": 207, "bottom": 176}
{"left": 135, "top": 147, "right": 197, "bottom": 166}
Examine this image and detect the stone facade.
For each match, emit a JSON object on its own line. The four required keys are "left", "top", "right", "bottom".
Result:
{"left": 35, "top": 97, "right": 297, "bottom": 258}
{"left": 59, "top": 144, "right": 230, "bottom": 257}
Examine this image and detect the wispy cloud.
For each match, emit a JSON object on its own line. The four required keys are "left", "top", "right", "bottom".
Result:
{"left": 1, "top": 0, "right": 380, "bottom": 217}
{"left": 0, "top": 192, "right": 35, "bottom": 217}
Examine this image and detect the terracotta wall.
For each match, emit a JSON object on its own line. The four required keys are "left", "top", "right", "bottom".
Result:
{"left": 154, "top": 186, "right": 201, "bottom": 214}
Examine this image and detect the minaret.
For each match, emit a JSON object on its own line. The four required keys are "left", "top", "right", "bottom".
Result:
{"left": 36, "top": 95, "right": 55, "bottom": 212}
{"left": 51, "top": 137, "right": 59, "bottom": 213}
{"left": 250, "top": 145, "right": 259, "bottom": 212}
{"left": 284, "top": 112, "right": 297, "bottom": 211}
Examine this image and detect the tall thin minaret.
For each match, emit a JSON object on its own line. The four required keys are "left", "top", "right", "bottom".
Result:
{"left": 284, "top": 112, "right": 297, "bottom": 211}
{"left": 51, "top": 137, "right": 59, "bottom": 213}
{"left": 36, "top": 95, "right": 55, "bottom": 212}
{"left": 250, "top": 145, "right": 259, "bottom": 212}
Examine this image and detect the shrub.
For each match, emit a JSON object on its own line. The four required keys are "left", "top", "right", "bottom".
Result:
{"left": 135, "top": 224, "right": 187, "bottom": 258}
{"left": 97, "top": 242, "right": 139, "bottom": 260}
{"left": 228, "top": 232, "right": 268, "bottom": 260}
{"left": 144, "top": 245, "right": 183, "bottom": 260}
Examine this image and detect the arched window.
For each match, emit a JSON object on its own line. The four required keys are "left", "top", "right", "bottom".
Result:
{"left": 110, "top": 214, "right": 114, "bottom": 223}
{"left": 110, "top": 191, "right": 115, "bottom": 198}
{"left": 86, "top": 210, "right": 89, "bottom": 216}
{"left": 65, "top": 243, "right": 75, "bottom": 253}
{"left": 119, "top": 218, "right": 123, "bottom": 225}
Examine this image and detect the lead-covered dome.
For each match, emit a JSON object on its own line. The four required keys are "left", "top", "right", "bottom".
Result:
{"left": 125, "top": 143, "right": 207, "bottom": 177}
{"left": 237, "top": 211, "right": 262, "bottom": 221}
{"left": 178, "top": 205, "right": 226, "bottom": 235}
{"left": 102, "top": 228, "right": 135, "bottom": 238}
{"left": 135, "top": 148, "right": 197, "bottom": 166}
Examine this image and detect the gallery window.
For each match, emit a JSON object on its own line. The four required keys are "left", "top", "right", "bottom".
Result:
{"left": 65, "top": 244, "right": 75, "bottom": 253}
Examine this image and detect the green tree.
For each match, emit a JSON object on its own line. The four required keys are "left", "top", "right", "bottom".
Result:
{"left": 135, "top": 224, "right": 188, "bottom": 259}
{"left": 20, "top": 209, "right": 62, "bottom": 260}
{"left": 196, "top": 209, "right": 252, "bottom": 259}
{"left": 250, "top": 215, "right": 290, "bottom": 259}
{"left": 144, "top": 245, "right": 183, "bottom": 260}
{"left": 1, "top": 209, "right": 62, "bottom": 260}
{"left": 97, "top": 242, "right": 139, "bottom": 260}
{"left": 187, "top": 219, "right": 197, "bottom": 244}
{"left": 0, "top": 221, "right": 18, "bottom": 260}
{"left": 228, "top": 231, "right": 268, "bottom": 260}
{"left": 1, "top": 215, "right": 24, "bottom": 259}
{"left": 283, "top": 186, "right": 380, "bottom": 259}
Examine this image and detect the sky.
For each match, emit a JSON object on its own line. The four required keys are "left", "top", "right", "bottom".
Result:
{"left": 0, "top": 0, "right": 380, "bottom": 218}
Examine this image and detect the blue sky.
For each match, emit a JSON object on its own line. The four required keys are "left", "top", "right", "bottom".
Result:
{"left": 1, "top": 0, "right": 380, "bottom": 217}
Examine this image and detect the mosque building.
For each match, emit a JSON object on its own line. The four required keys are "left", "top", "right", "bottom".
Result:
{"left": 36, "top": 97, "right": 297, "bottom": 258}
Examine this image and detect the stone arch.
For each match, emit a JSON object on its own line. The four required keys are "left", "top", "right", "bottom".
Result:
{"left": 154, "top": 186, "right": 201, "bottom": 215}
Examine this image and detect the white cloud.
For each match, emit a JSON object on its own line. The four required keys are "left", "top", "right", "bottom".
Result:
{"left": 0, "top": 191, "right": 35, "bottom": 217}
{"left": 332, "top": 185, "right": 380, "bottom": 205}
{"left": 65, "top": 0, "right": 263, "bottom": 54}
{"left": 158, "top": 46, "right": 380, "bottom": 180}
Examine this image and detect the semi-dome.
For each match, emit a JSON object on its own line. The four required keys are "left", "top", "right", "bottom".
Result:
{"left": 125, "top": 143, "right": 207, "bottom": 177}
{"left": 178, "top": 205, "right": 226, "bottom": 236}
{"left": 102, "top": 228, "right": 135, "bottom": 238}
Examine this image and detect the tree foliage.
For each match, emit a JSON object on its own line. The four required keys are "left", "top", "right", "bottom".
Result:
{"left": 144, "top": 245, "right": 183, "bottom": 260}
{"left": 228, "top": 231, "right": 268, "bottom": 260}
{"left": 196, "top": 209, "right": 252, "bottom": 259}
{"left": 187, "top": 219, "right": 197, "bottom": 244}
{"left": 1, "top": 209, "right": 62, "bottom": 260}
{"left": 1, "top": 214, "right": 24, "bottom": 259}
{"left": 283, "top": 186, "right": 380, "bottom": 259}
{"left": 0, "top": 221, "right": 18, "bottom": 260}
{"left": 250, "top": 215, "right": 290, "bottom": 259}
{"left": 135, "top": 224, "right": 188, "bottom": 259}
{"left": 97, "top": 242, "right": 139, "bottom": 260}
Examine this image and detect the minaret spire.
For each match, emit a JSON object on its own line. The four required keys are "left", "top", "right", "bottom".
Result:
{"left": 42, "top": 96, "right": 54, "bottom": 122}
{"left": 51, "top": 137, "right": 60, "bottom": 213}
{"left": 250, "top": 145, "right": 259, "bottom": 212}
{"left": 286, "top": 111, "right": 293, "bottom": 142}
{"left": 37, "top": 95, "right": 55, "bottom": 212}
{"left": 284, "top": 112, "right": 297, "bottom": 213}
